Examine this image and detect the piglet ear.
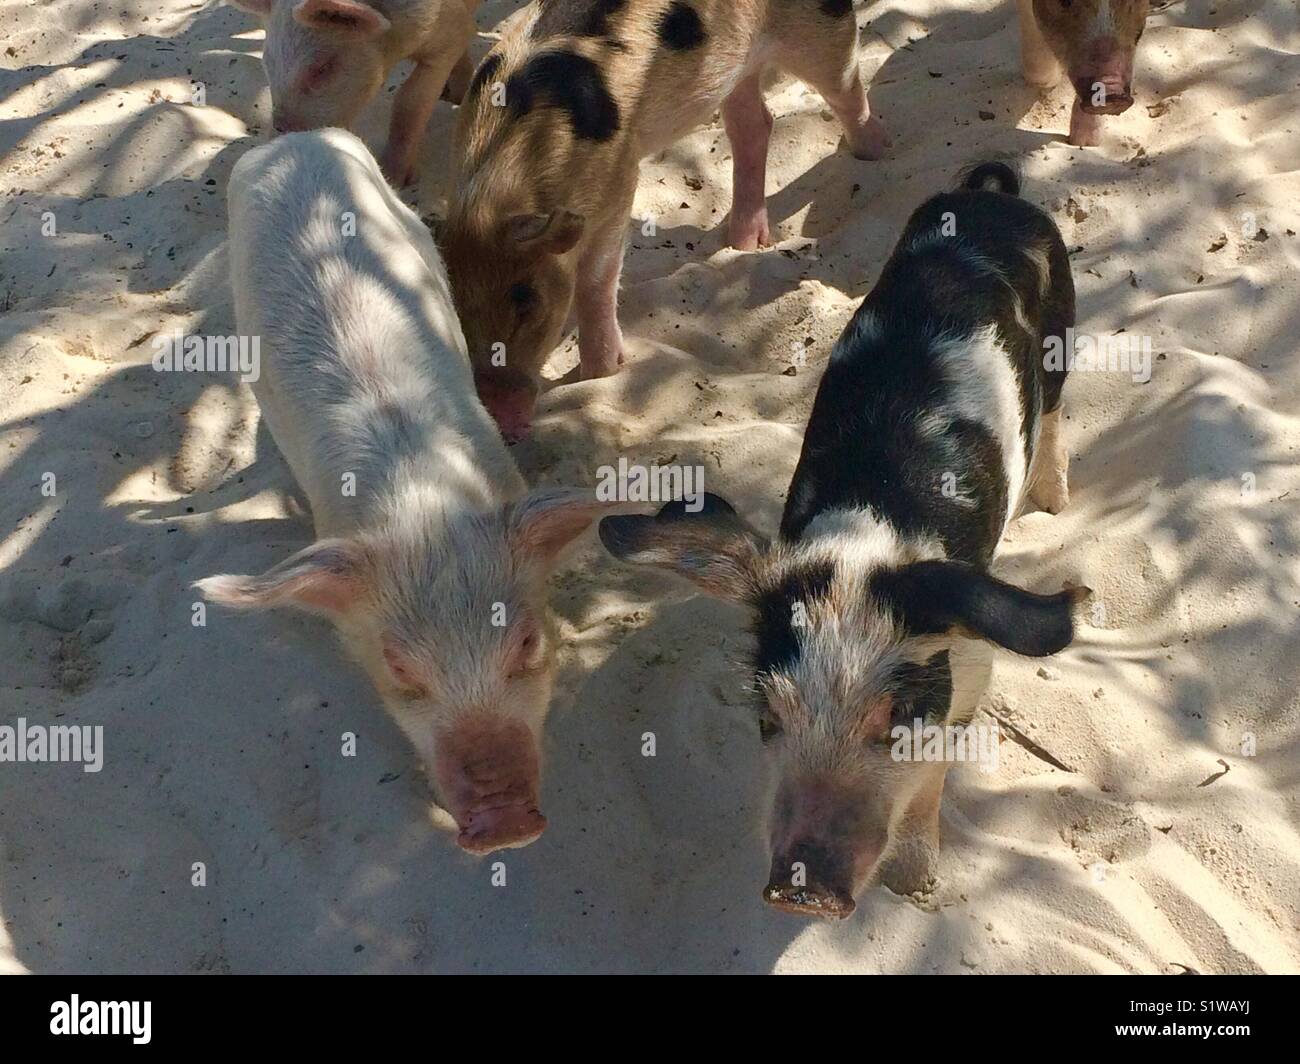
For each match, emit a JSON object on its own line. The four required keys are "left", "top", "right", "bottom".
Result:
{"left": 193, "top": 538, "right": 371, "bottom": 616}
{"left": 598, "top": 493, "right": 768, "bottom": 603}
{"left": 229, "top": 0, "right": 274, "bottom": 15}
{"left": 873, "top": 560, "right": 1089, "bottom": 657}
{"left": 506, "top": 210, "right": 585, "bottom": 256}
{"left": 292, "top": 0, "right": 391, "bottom": 36}
{"left": 509, "top": 488, "right": 633, "bottom": 568}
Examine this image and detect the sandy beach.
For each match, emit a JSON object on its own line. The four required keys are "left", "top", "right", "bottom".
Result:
{"left": 1, "top": 0, "right": 1298, "bottom": 973}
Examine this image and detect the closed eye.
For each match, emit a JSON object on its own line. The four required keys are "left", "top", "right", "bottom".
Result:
{"left": 301, "top": 57, "right": 338, "bottom": 93}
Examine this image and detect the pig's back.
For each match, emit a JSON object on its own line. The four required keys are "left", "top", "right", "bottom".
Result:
{"left": 227, "top": 130, "right": 521, "bottom": 534}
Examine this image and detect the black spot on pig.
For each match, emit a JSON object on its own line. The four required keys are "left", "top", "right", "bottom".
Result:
{"left": 468, "top": 53, "right": 504, "bottom": 101}
{"left": 509, "top": 281, "right": 537, "bottom": 312}
{"left": 657, "top": 2, "right": 706, "bottom": 51}
{"left": 818, "top": 0, "right": 854, "bottom": 17}
{"left": 533, "top": 0, "right": 629, "bottom": 40}
{"left": 890, "top": 651, "right": 952, "bottom": 726}
{"left": 870, "top": 560, "right": 1081, "bottom": 657}
{"left": 505, "top": 50, "right": 621, "bottom": 141}
{"left": 754, "top": 560, "right": 835, "bottom": 677}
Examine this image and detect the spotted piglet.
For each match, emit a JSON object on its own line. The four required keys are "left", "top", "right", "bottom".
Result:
{"left": 1016, "top": 0, "right": 1149, "bottom": 146}
{"left": 441, "top": 0, "right": 889, "bottom": 442}
{"left": 229, "top": 0, "right": 481, "bottom": 185}
{"left": 600, "top": 163, "right": 1086, "bottom": 918}
{"left": 201, "top": 129, "right": 627, "bottom": 856}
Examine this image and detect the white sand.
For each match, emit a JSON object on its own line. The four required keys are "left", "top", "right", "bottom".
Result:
{"left": 1, "top": 0, "right": 1298, "bottom": 973}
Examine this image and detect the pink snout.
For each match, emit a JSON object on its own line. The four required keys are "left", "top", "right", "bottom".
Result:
{"left": 433, "top": 716, "right": 546, "bottom": 856}
{"left": 457, "top": 804, "right": 547, "bottom": 856}
{"left": 1072, "top": 76, "right": 1134, "bottom": 114}
{"left": 473, "top": 367, "right": 540, "bottom": 445}
{"left": 1071, "top": 38, "right": 1135, "bottom": 114}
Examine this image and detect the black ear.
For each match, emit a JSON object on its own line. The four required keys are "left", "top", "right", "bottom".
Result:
{"left": 598, "top": 492, "right": 767, "bottom": 601}
{"left": 873, "top": 560, "right": 1088, "bottom": 657}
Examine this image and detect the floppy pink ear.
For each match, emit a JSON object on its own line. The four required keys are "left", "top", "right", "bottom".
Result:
{"left": 194, "top": 538, "right": 371, "bottom": 616}
{"left": 229, "top": 0, "right": 274, "bottom": 16}
{"left": 292, "top": 0, "right": 391, "bottom": 36}
{"left": 509, "top": 489, "right": 634, "bottom": 567}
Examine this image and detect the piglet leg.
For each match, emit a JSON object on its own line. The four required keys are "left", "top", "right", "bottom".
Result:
{"left": 576, "top": 218, "right": 630, "bottom": 380}
{"left": 382, "top": 3, "right": 473, "bottom": 186}
{"left": 1067, "top": 99, "right": 1104, "bottom": 147}
{"left": 1028, "top": 405, "right": 1070, "bottom": 513}
{"left": 443, "top": 50, "right": 475, "bottom": 104}
{"left": 779, "top": 49, "right": 888, "bottom": 161}
{"left": 1016, "top": 0, "right": 1062, "bottom": 88}
{"left": 722, "top": 71, "right": 774, "bottom": 251}
{"left": 878, "top": 767, "right": 946, "bottom": 896}
{"left": 382, "top": 61, "right": 449, "bottom": 186}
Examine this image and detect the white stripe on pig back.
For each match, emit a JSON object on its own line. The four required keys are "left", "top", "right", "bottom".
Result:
{"left": 227, "top": 129, "right": 523, "bottom": 538}
{"left": 928, "top": 323, "right": 1029, "bottom": 528}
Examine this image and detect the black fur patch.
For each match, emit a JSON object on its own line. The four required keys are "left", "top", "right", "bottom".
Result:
{"left": 657, "top": 2, "right": 706, "bottom": 50}
{"left": 870, "top": 560, "right": 1078, "bottom": 656}
{"left": 468, "top": 53, "right": 504, "bottom": 100}
{"left": 532, "top": 0, "right": 628, "bottom": 40}
{"left": 779, "top": 183, "right": 1073, "bottom": 566}
{"left": 754, "top": 560, "right": 835, "bottom": 678}
{"left": 819, "top": 0, "right": 854, "bottom": 17}
{"left": 509, "top": 281, "right": 537, "bottom": 311}
{"left": 505, "top": 50, "right": 621, "bottom": 141}
{"left": 891, "top": 651, "right": 952, "bottom": 726}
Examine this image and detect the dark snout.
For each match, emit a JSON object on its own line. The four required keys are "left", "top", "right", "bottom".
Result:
{"left": 1073, "top": 76, "right": 1134, "bottom": 114}
{"left": 763, "top": 844, "right": 857, "bottom": 920}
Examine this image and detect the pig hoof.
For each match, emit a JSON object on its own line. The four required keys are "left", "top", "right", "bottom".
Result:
{"left": 1067, "top": 108, "right": 1104, "bottom": 148}
{"left": 847, "top": 116, "right": 889, "bottom": 161}
{"left": 579, "top": 353, "right": 625, "bottom": 380}
{"left": 879, "top": 848, "right": 936, "bottom": 897}
{"left": 728, "top": 213, "right": 772, "bottom": 252}
{"left": 380, "top": 150, "right": 416, "bottom": 188}
{"left": 1030, "top": 477, "right": 1069, "bottom": 515}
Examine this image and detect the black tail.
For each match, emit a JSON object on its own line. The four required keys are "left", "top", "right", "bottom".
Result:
{"left": 961, "top": 161, "right": 1020, "bottom": 196}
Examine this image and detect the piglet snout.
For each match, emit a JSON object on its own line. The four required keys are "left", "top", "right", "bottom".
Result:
{"left": 1073, "top": 76, "right": 1134, "bottom": 114}
{"left": 763, "top": 845, "right": 857, "bottom": 920}
{"left": 434, "top": 715, "right": 546, "bottom": 855}
{"left": 1072, "top": 38, "right": 1135, "bottom": 114}
{"left": 473, "top": 368, "right": 539, "bottom": 445}
{"left": 457, "top": 804, "right": 547, "bottom": 855}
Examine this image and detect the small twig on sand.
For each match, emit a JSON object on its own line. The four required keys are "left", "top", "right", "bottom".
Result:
{"left": 982, "top": 710, "right": 1075, "bottom": 773}
{"left": 1196, "top": 759, "right": 1230, "bottom": 788}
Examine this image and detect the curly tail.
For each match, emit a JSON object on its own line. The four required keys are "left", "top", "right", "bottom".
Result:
{"left": 961, "top": 161, "right": 1021, "bottom": 196}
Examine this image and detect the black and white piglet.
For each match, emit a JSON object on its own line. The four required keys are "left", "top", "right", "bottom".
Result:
{"left": 599, "top": 162, "right": 1087, "bottom": 919}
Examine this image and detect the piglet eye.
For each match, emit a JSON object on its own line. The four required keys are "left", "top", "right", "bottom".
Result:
{"left": 382, "top": 641, "right": 428, "bottom": 698}
{"left": 508, "top": 617, "right": 544, "bottom": 675}
{"left": 758, "top": 712, "right": 783, "bottom": 744}
{"left": 302, "top": 57, "right": 338, "bottom": 92}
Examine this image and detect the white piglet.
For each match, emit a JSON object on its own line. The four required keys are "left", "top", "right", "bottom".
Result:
{"left": 229, "top": 0, "right": 481, "bottom": 185}
{"left": 203, "top": 128, "right": 621, "bottom": 855}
